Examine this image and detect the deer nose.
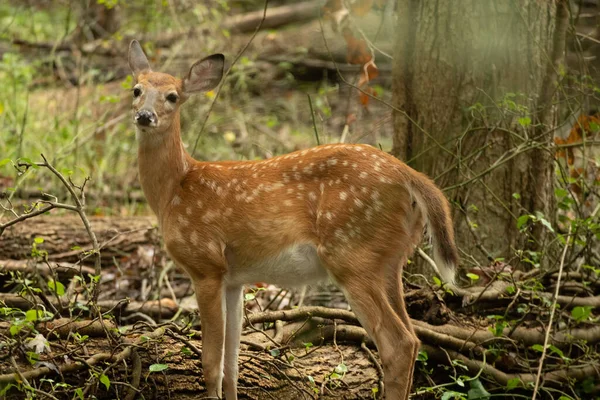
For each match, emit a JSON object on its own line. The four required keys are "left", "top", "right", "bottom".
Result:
{"left": 135, "top": 110, "right": 156, "bottom": 126}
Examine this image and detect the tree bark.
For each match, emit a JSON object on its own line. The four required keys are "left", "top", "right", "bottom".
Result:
{"left": 392, "top": 0, "right": 560, "bottom": 268}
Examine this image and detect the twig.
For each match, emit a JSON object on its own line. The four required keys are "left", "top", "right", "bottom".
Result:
{"left": 361, "top": 342, "right": 384, "bottom": 398}
{"left": 532, "top": 226, "right": 571, "bottom": 400}
{"left": 307, "top": 93, "right": 320, "bottom": 145}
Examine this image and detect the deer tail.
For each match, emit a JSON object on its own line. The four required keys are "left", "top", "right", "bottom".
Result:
{"left": 409, "top": 171, "right": 459, "bottom": 285}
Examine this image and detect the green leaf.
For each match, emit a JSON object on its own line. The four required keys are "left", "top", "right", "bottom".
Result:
{"left": 571, "top": 306, "right": 593, "bottom": 322}
{"left": 75, "top": 388, "right": 84, "bottom": 400}
{"left": 505, "top": 285, "right": 516, "bottom": 295}
{"left": 512, "top": 192, "right": 521, "bottom": 200}
{"left": 548, "top": 345, "right": 567, "bottom": 360}
{"left": 335, "top": 364, "right": 348, "bottom": 374}
{"left": 244, "top": 293, "right": 255, "bottom": 301}
{"left": 518, "top": 117, "right": 531, "bottom": 127}
{"left": 517, "top": 214, "right": 531, "bottom": 229}
{"left": 9, "top": 324, "right": 21, "bottom": 336}
{"left": 0, "top": 158, "right": 11, "bottom": 168}
{"left": 506, "top": 377, "right": 522, "bottom": 390}
{"left": 99, "top": 373, "right": 110, "bottom": 390}
{"left": 466, "top": 273, "right": 480, "bottom": 281}
{"left": 433, "top": 276, "right": 442, "bottom": 286}
{"left": 25, "top": 309, "right": 43, "bottom": 322}
{"left": 417, "top": 350, "right": 428, "bottom": 362}
{"left": 48, "top": 280, "right": 65, "bottom": 296}
{"left": 554, "top": 188, "right": 568, "bottom": 198}
{"left": 467, "top": 378, "right": 490, "bottom": 399}
{"left": 537, "top": 216, "right": 555, "bottom": 233}
{"left": 530, "top": 344, "right": 544, "bottom": 352}
{"left": 269, "top": 349, "right": 280, "bottom": 357}
{"left": 18, "top": 157, "right": 38, "bottom": 168}
{"left": 33, "top": 237, "right": 44, "bottom": 244}
{"left": 149, "top": 363, "right": 169, "bottom": 372}
{"left": 181, "top": 347, "right": 192, "bottom": 356}
{"left": 442, "top": 391, "right": 465, "bottom": 400}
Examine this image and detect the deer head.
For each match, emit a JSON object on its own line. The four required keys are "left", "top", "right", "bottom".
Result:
{"left": 128, "top": 40, "right": 224, "bottom": 136}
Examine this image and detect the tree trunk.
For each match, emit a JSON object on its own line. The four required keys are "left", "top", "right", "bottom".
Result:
{"left": 392, "top": 0, "right": 562, "bottom": 269}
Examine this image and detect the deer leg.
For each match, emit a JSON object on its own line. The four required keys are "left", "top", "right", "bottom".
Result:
{"left": 328, "top": 258, "right": 418, "bottom": 400}
{"left": 223, "top": 285, "right": 243, "bottom": 400}
{"left": 385, "top": 260, "right": 420, "bottom": 400}
{"left": 194, "top": 278, "right": 226, "bottom": 399}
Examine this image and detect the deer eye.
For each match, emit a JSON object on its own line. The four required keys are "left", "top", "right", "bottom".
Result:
{"left": 133, "top": 87, "right": 141, "bottom": 97}
{"left": 166, "top": 93, "right": 178, "bottom": 103}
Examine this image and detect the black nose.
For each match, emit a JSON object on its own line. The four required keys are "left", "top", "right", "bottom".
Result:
{"left": 135, "top": 110, "right": 156, "bottom": 126}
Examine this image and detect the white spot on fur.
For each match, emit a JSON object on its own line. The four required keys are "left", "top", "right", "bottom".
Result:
{"left": 354, "top": 198, "right": 364, "bottom": 208}
{"left": 327, "top": 158, "right": 338, "bottom": 166}
{"left": 208, "top": 241, "right": 219, "bottom": 254}
{"left": 309, "top": 192, "right": 317, "bottom": 201}
{"left": 339, "top": 192, "right": 348, "bottom": 200}
{"left": 284, "top": 200, "right": 293, "bottom": 207}
{"left": 172, "top": 196, "right": 181, "bottom": 206}
{"left": 202, "top": 210, "right": 219, "bottom": 223}
{"left": 190, "top": 231, "right": 199, "bottom": 245}
{"left": 359, "top": 172, "right": 368, "bottom": 179}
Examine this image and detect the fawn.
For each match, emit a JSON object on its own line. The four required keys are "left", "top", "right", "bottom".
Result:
{"left": 128, "top": 40, "right": 458, "bottom": 400}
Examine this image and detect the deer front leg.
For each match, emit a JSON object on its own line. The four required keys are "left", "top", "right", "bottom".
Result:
{"left": 223, "top": 286, "right": 243, "bottom": 400}
{"left": 194, "top": 278, "right": 226, "bottom": 399}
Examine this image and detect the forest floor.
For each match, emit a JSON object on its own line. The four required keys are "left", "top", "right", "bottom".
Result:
{"left": 2, "top": 215, "right": 600, "bottom": 399}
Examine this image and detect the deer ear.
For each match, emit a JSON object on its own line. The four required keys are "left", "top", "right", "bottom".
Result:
{"left": 128, "top": 40, "right": 151, "bottom": 78}
{"left": 183, "top": 54, "right": 224, "bottom": 95}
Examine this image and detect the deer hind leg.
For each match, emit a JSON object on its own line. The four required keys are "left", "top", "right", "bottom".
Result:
{"left": 223, "top": 285, "right": 243, "bottom": 400}
{"left": 385, "top": 259, "right": 420, "bottom": 400}
{"left": 324, "top": 253, "right": 419, "bottom": 400}
{"left": 194, "top": 277, "right": 226, "bottom": 399}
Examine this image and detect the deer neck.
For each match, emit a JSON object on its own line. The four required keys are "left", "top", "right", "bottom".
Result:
{"left": 136, "top": 112, "right": 192, "bottom": 220}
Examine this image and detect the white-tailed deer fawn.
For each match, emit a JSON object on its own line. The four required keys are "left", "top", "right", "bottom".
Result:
{"left": 128, "top": 40, "right": 458, "bottom": 400}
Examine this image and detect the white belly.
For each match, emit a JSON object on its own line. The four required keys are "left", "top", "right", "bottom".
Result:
{"left": 225, "top": 244, "right": 329, "bottom": 287}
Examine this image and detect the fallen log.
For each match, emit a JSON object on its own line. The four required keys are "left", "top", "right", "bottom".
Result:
{"left": 223, "top": 0, "right": 324, "bottom": 33}
{"left": 0, "top": 215, "right": 157, "bottom": 264}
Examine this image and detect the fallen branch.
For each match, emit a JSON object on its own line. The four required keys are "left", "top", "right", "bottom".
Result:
{"left": 0, "top": 327, "right": 165, "bottom": 384}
